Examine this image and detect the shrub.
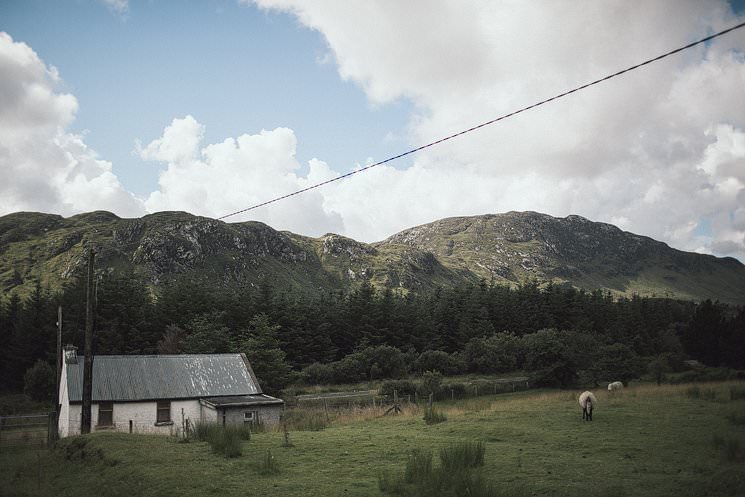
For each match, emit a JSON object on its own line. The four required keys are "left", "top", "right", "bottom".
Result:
{"left": 521, "top": 329, "right": 579, "bottom": 387}
{"left": 330, "top": 355, "right": 364, "bottom": 383}
{"left": 417, "top": 371, "right": 443, "bottom": 399}
{"left": 301, "top": 362, "right": 335, "bottom": 385}
{"left": 647, "top": 354, "right": 672, "bottom": 385}
{"left": 439, "top": 442, "right": 485, "bottom": 471}
{"left": 423, "top": 406, "right": 447, "bottom": 425}
{"left": 464, "top": 332, "right": 521, "bottom": 374}
{"left": 192, "top": 423, "right": 248, "bottom": 458}
{"left": 593, "top": 343, "right": 643, "bottom": 385}
{"left": 23, "top": 360, "right": 56, "bottom": 402}
{"left": 670, "top": 368, "right": 737, "bottom": 384}
{"left": 380, "top": 380, "right": 417, "bottom": 398}
{"left": 414, "top": 350, "right": 462, "bottom": 375}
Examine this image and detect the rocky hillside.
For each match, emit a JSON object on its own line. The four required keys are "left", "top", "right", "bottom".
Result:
{"left": 379, "top": 212, "right": 745, "bottom": 303}
{"left": 1, "top": 210, "right": 744, "bottom": 303}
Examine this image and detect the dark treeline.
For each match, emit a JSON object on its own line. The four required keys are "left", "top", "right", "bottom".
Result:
{"left": 2, "top": 274, "right": 744, "bottom": 394}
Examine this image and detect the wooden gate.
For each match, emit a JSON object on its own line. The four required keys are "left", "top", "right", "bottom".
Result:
{"left": 0, "top": 413, "right": 57, "bottom": 450}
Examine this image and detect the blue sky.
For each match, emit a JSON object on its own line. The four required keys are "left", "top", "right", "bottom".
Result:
{"left": 1, "top": 0, "right": 412, "bottom": 196}
{"left": 1, "top": 1, "right": 744, "bottom": 261}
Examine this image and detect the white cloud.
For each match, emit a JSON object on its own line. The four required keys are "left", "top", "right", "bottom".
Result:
{"left": 100, "top": 0, "right": 128, "bottom": 15}
{"left": 244, "top": 0, "right": 745, "bottom": 260}
{"left": 0, "top": 32, "right": 144, "bottom": 218}
{"left": 140, "top": 116, "right": 344, "bottom": 236}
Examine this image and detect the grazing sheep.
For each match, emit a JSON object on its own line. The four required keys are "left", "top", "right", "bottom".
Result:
{"left": 579, "top": 391, "right": 597, "bottom": 421}
{"left": 608, "top": 381, "right": 624, "bottom": 391}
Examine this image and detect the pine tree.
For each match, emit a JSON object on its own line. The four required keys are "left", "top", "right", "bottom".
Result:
{"left": 236, "top": 314, "right": 292, "bottom": 395}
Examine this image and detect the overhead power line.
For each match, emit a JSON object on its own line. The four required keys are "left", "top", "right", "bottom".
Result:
{"left": 218, "top": 21, "right": 745, "bottom": 221}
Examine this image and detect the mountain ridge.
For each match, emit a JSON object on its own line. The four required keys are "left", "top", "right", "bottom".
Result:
{"left": 1, "top": 210, "right": 743, "bottom": 304}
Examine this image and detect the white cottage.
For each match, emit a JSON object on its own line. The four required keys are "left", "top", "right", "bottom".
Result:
{"left": 58, "top": 348, "right": 283, "bottom": 437}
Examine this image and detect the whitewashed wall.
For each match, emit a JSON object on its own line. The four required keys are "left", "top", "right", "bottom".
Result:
{"left": 58, "top": 365, "right": 70, "bottom": 437}
{"left": 60, "top": 400, "right": 201, "bottom": 437}
{"left": 200, "top": 403, "right": 218, "bottom": 423}
{"left": 222, "top": 405, "right": 282, "bottom": 426}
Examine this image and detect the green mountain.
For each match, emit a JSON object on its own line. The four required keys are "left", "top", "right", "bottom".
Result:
{"left": 1, "top": 210, "right": 744, "bottom": 303}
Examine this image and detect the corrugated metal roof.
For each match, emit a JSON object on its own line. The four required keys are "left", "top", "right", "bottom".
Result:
{"left": 201, "top": 394, "right": 284, "bottom": 407}
{"left": 66, "top": 354, "right": 261, "bottom": 402}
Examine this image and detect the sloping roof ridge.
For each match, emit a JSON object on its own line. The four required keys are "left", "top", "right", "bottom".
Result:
{"left": 92, "top": 353, "right": 242, "bottom": 359}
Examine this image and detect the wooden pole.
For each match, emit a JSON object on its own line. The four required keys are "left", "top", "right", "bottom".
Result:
{"left": 81, "top": 248, "right": 95, "bottom": 434}
{"left": 56, "top": 306, "right": 62, "bottom": 415}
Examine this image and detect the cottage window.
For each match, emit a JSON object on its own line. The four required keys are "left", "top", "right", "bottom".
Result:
{"left": 98, "top": 402, "right": 113, "bottom": 426}
{"left": 156, "top": 401, "right": 171, "bottom": 423}
{"left": 244, "top": 411, "right": 258, "bottom": 424}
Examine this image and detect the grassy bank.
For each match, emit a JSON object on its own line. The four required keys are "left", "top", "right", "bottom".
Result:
{"left": 2, "top": 382, "right": 744, "bottom": 497}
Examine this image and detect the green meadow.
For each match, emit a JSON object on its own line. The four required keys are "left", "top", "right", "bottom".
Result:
{"left": 2, "top": 382, "right": 744, "bottom": 497}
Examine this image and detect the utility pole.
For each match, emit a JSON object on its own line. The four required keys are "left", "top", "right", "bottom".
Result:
{"left": 81, "top": 248, "right": 95, "bottom": 434}
{"left": 56, "top": 306, "right": 62, "bottom": 413}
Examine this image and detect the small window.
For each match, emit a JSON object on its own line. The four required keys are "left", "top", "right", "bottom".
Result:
{"left": 98, "top": 402, "right": 113, "bottom": 426}
{"left": 156, "top": 401, "right": 171, "bottom": 423}
{"left": 244, "top": 411, "right": 258, "bottom": 424}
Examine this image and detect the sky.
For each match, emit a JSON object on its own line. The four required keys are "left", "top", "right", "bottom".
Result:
{"left": 1, "top": 1, "right": 745, "bottom": 262}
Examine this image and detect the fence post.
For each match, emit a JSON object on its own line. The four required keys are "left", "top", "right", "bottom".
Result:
{"left": 47, "top": 411, "right": 59, "bottom": 449}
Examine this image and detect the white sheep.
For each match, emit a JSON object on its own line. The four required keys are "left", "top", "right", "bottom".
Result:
{"left": 579, "top": 391, "right": 597, "bottom": 421}
{"left": 608, "top": 381, "right": 624, "bottom": 391}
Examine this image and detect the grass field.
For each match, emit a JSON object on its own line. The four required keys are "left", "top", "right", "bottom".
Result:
{"left": 2, "top": 382, "right": 744, "bottom": 497}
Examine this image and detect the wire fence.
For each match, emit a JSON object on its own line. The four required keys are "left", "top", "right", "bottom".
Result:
{"left": 286, "top": 377, "right": 531, "bottom": 410}
{"left": 0, "top": 413, "right": 56, "bottom": 451}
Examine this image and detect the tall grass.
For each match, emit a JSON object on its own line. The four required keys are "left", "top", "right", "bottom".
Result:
{"left": 404, "top": 450, "right": 433, "bottom": 483}
{"left": 725, "top": 439, "right": 741, "bottom": 462}
{"left": 257, "top": 449, "right": 280, "bottom": 475}
{"left": 725, "top": 408, "right": 745, "bottom": 426}
{"left": 685, "top": 386, "right": 717, "bottom": 400}
{"left": 713, "top": 434, "right": 743, "bottom": 462}
{"left": 376, "top": 441, "right": 513, "bottom": 497}
{"left": 423, "top": 407, "right": 447, "bottom": 425}
{"left": 282, "top": 409, "right": 329, "bottom": 431}
{"left": 730, "top": 385, "right": 745, "bottom": 401}
{"left": 439, "top": 442, "right": 485, "bottom": 471}
{"left": 192, "top": 423, "right": 250, "bottom": 458}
